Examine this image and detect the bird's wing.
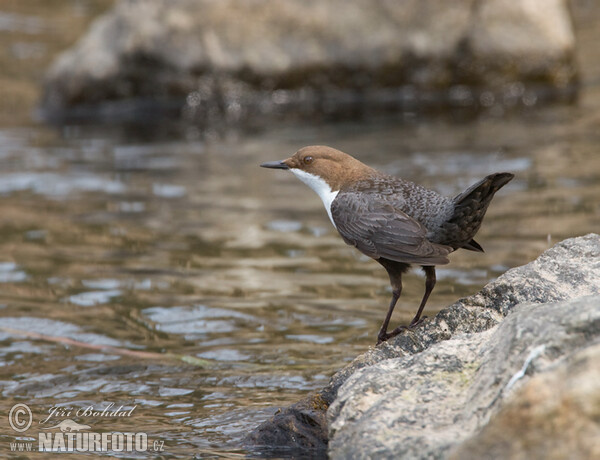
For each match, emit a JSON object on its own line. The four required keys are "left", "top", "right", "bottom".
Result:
{"left": 331, "top": 190, "right": 452, "bottom": 265}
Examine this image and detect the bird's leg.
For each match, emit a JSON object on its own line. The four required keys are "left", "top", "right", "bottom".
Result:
{"left": 377, "top": 284, "right": 403, "bottom": 345}
{"left": 376, "top": 261, "right": 409, "bottom": 344}
{"left": 386, "top": 266, "right": 436, "bottom": 338}
{"left": 408, "top": 265, "right": 436, "bottom": 327}
{"left": 376, "top": 260, "right": 410, "bottom": 344}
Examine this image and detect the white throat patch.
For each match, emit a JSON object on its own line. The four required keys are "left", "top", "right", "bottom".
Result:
{"left": 290, "top": 169, "right": 339, "bottom": 228}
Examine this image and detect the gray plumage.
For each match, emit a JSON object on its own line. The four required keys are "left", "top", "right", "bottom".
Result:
{"left": 331, "top": 172, "right": 514, "bottom": 265}
{"left": 331, "top": 177, "right": 453, "bottom": 266}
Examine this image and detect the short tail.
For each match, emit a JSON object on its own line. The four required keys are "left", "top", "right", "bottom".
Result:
{"left": 443, "top": 172, "right": 514, "bottom": 251}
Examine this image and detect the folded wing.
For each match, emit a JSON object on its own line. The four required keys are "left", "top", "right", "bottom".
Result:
{"left": 331, "top": 190, "right": 452, "bottom": 265}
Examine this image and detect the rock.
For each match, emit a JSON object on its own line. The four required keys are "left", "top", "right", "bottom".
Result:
{"left": 243, "top": 233, "right": 600, "bottom": 457}
{"left": 41, "top": 0, "right": 577, "bottom": 123}
{"left": 243, "top": 393, "right": 329, "bottom": 458}
{"left": 449, "top": 343, "right": 600, "bottom": 460}
{"left": 328, "top": 296, "right": 600, "bottom": 459}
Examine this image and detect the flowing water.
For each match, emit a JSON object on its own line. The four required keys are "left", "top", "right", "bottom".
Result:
{"left": 0, "top": 1, "right": 599, "bottom": 457}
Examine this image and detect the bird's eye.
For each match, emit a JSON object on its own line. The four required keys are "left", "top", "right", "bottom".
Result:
{"left": 303, "top": 156, "right": 314, "bottom": 165}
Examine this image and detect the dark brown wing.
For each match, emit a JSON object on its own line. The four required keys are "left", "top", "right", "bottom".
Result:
{"left": 331, "top": 190, "right": 452, "bottom": 265}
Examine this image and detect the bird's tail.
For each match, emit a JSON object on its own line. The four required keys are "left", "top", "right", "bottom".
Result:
{"left": 443, "top": 172, "right": 514, "bottom": 251}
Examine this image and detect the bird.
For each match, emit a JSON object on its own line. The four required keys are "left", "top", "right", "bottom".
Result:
{"left": 261, "top": 146, "right": 514, "bottom": 344}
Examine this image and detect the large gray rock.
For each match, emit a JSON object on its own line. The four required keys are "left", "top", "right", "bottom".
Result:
{"left": 41, "top": 0, "right": 577, "bottom": 122}
{"left": 449, "top": 342, "right": 600, "bottom": 460}
{"left": 328, "top": 296, "right": 600, "bottom": 459}
{"left": 244, "top": 234, "right": 600, "bottom": 457}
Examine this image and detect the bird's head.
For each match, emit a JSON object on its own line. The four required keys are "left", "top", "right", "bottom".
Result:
{"left": 260, "top": 145, "right": 376, "bottom": 192}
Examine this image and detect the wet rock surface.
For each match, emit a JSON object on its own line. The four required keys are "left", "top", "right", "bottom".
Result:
{"left": 244, "top": 394, "right": 329, "bottom": 458}
{"left": 41, "top": 0, "right": 577, "bottom": 122}
{"left": 244, "top": 234, "right": 600, "bottom": 458}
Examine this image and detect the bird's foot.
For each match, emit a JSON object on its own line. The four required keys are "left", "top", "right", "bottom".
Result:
{"left": 376, "top": 316, "right": 429, "bottom": 345}
{"left": 376, "top": 325, "right": 409, "bottom": 345}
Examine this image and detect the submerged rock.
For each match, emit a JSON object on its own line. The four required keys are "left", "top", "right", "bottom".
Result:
{"left": 244, "top": 234, "right": 600, "bottom": 458}
{"left": 41, "top": 0, "right": 577, "bottom": 123}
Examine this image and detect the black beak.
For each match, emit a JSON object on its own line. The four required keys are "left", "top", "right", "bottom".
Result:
{"left": 260, "top": 160, "right": 289, "bottom": 170}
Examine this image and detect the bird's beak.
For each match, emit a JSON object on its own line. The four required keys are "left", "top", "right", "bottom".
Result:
{"left": 260, "top": 160, "right": 289, "bottom": 170}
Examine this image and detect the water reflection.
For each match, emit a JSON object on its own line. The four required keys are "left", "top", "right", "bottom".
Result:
{"left": 0, "top": 172, "right": 125, "bottom": 195}
{"left": 67, "top": 290, "right": 123, "bottom": 307}
{"left": 144, "top": 305, "right": 258, "bottom": 337}
{"left": 0, "top": 263, "right": 27, "bottom": 283}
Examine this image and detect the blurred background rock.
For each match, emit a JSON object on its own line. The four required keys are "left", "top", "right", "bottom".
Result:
{"left": 39, "top": 0, "right": 578, "bottom": 124}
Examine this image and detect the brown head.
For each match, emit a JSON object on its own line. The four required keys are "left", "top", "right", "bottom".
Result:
{"left": 260, "top": 145, "right": 377, "bottom": 192}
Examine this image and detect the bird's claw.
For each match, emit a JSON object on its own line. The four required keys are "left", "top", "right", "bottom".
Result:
{"left": 376, "top": 316, "right": 429, "bottom": 345}
{"left": 376, "top": 325, "right": 409, "bottom": 345}
{"left": 409, "top": 315, "right": 428, "bottom": 328}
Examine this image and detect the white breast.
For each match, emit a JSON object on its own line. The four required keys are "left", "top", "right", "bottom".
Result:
{"left": 290, "top": 169, "right": 339, "bottom": 229}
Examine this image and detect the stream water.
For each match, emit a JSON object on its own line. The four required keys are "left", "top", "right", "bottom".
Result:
{"left": 0, "top": 1, "right": 599, "bottom": 457}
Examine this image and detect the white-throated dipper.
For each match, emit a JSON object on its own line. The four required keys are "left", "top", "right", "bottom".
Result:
{"left": 261, "top": 146, "right": 513, "bottom": 344}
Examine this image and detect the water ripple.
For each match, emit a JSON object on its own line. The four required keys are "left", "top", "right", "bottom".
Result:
{"left": 67, "top": 289, "right": 122, "bottom": 307}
